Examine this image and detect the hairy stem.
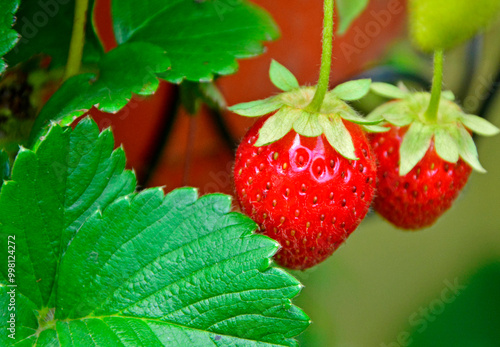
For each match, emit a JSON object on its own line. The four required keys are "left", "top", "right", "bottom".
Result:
{"left": 305, "top": 0, "right": 334, "bottom": 113}
{"left": 424, "top": 50, "right": 444, "bottom": 122}
{"left": 64, "top": 0, "right": 89, "bottom": 81}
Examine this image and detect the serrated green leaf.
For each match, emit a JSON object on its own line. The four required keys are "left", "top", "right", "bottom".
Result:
{"left": 229, "top": 97, "right": 283, "bottom": 117}
{"left": 0, "top": 150, "right": 10, "bottom": 188}
{"left": 293, "top": 111, "right": 323, "bottom": 137}
{"left": 0, "top": 0, "right": 19, "bottom": 74}
{"left": 29, "top": 42, "right": 170, "bottom": 145}
{"left": 6, "top": 0, "right": 102, "bottom": 68}
{"left": 399, "top": 121, "right": 434, "bottom": 176}
{"left": 409, "top": 0, "right": 500, "bottom": 51}
{"left": 456, "top": 123, "right": 486, "bottom": 173}
{"left": 0, "top": 118, "right": 136, "bottom": 308}
{"left": 384, "top": 113, "right": 413, "bottom": 127}
{"left": 0, "top": 286, "right": 38, "bottom": 346}
{"left": 370, "top": 82, "right": 408, "bottom": 99}
{"left": 339, "top": 110, "right": 382, "bottom": 125}
{"left": 337, "top": 0, "right": 369, "bottom": 34}
{"left": 331, "top": 79, "right": 371, "bottom": 101}
{"left": 1, "top": 119, "right": 310, "bottom": 346}
{"left": 255, "top": 107, "right": 301, "bottom": 146}
{"left": 460, "top": 114, "right": 500, "bottom": 136}
{"left": 113, "top": 0, "right": 279, "bottom": 82}
{"left": 434, "top": 127, "right": 459, "bottom": 163}
{"left": 319, "top": 114, "right": 357, "bottom": 160}
{"left": 269, "top": 60, "right": 300, "bottom": 92}
{"left": 442, "top": 90, "right": 456, "bottom": 101}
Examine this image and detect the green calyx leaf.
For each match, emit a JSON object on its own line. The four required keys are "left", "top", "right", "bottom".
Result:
{"left": 369, "top": 92, "right": 498, "bottom": 174}
{"left": 409, "top": 0, "right": 500, "bottom": 52}
{"left": 330, "top": 79, "right": 372, "bottom": 101}
{"left": 0, "top": 0, "right": 19, "bottom": 74}
{"left": 229, "top": 97, "right": 283, "bottom": 117}
{"left": 1, "top": 118, "right": 310, "bottom": 346}
{"left": 270, "top": 60, "right": 300, "bottom": 92}
{"left": 336, "top": 0, "right": 369, "bottom": 34}
{"left": 370, "top": 82, "right": 409, "bottom": 99}
{"left": 319, "top": 114, "right": 357, "bottom": 160}
{"left": 255, "top": 106, "right": 301, "bottom": 146}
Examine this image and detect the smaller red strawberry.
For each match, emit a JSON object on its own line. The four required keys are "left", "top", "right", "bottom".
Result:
{"left": 368, "top": 81, "right": 499, "bottom": 230}
{"left": 230, "top": 61, "right": 382, "bottom": 269}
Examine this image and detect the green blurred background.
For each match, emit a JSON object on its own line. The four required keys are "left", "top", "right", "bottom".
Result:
{"left": 294, "top": 21, "right": 500, "bottom": 347}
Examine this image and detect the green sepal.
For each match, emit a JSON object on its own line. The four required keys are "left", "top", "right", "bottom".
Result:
{"left": 254, "top": 107, "right": 301, "bottom": 146}
{"left": 229, "top": 97, "right": 283, "bottom": 117}
{"left": 339, "top": 110, "right": 383, "bottom": 125}
{"left": 456, "top": 124, "right": 486, "bottom": 173}
{"left": 269, "top": 60, "right": 300, "bottom": 92}
{"left": 434, "top": 127, "right": 459, "bottom": 163}
{"left": 459, "top": 114, "right": 500, "bottom": 137}
{"left": 383, "top": 113, "right": 413, "bottom": 127}
{"left": 293, "top": 111, "right": 323, "bottom": 137}
{"left": 399, "top": 121, "right": 434, "bottom": 176}
{"left": 371, "top": 82, "right": 409, "bottom": 99}
{"left": 363, "top": 125, "right": 390, "bottom": 133}
{"left": 330, "top": 79, "right": 371, "bottom": 101}
{"left": 442, "top": 90, "right": 456, "bottom": 101}
{"left": 319, "top": 114, "right": 357, "bottom": 160}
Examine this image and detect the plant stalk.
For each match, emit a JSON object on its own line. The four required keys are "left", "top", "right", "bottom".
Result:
{"left": 63, "top": 0, "right": 89, "bottom": 81}
{"left": 424, "top": 50, "right": 444, "bottom": 122}
{"left": 305, "top": 0, "right": 335, "bottom": 113}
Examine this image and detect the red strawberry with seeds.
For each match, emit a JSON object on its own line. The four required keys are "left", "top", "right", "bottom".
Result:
{"left": 230, "top": 61, "right": 382, "bottom": 269}
{"left": 234, "top": 115, "right": 377, "bottom": 269}
{"left": 368, "top": 82, "right": 499, "bottom": 230}
{"left": 370, "top": 124, "right": 472, "bottom": 229}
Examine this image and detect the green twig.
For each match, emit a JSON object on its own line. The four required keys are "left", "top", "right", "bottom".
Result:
{"left": 424, "top": 50, "right": 444, "bottom": 122}
{"left": 63, "top": 0, "right": 89, "bottom": 81}
{"left": 305, "top": 0, "right": 334, "bottom": 113}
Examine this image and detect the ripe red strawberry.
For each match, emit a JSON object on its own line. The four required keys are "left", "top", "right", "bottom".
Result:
{"left": 370, "top": 124, "right": 472, "bottom": 229}
{"left": 234, "top": 115, "right": 377, "bottom": 270}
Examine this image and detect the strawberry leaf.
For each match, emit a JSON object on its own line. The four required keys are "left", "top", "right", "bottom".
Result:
{"left": 383, "top": 113, "right": 414, "bottom": 127}
{"left": 270, "top": 60, "right": 300, "bottom": 92}
{"left": 29, "top": 42, "right": 171, "bottom": 145}
{"left": 460, "top": 114, "right": 500, "bottom": 137}
{"left": 442, "top": 90, "right": 456, "bottom": 101}
{"left": 6, "top": 0, "right": 102, "bottom": 68}
{"left": 255, "top": 107, "right": 301, "bottom": 146}
{"left": 399, "top": 121, "right": 434, "bottom": 176}
{"left": 410, "top": 0, "right": 500, "bottom": 51}
{"left": 330, "top": 79, "right": 371, "bottom": 101}
{"left": 339, "top": 110, "right": 383, "bottom": 125}
{"left": 362, "top": 124, "right": 390, "bottom": 133}
{"left": 434, "top": 127, "right": 459, "bottom": 163}
{"left": 0, "top": 0, "right": 19, "bottom": 74}
{"left": 293, "top": 111, "right": 323, "bottom": 137}
{"left": 0, "top": 150, "right": 10, "bottom": 188}
{"left": 370, "top": 82, "right": 408, "bottom": 99}
{"left": 336, "top": 0, "right": 369, "bottom": 35}
{"left": 229, "top": 97, "right": 283, "bottom": 117}
{"left": 113, "top": 0, "right": 279, "bottom": 83}
{"left": 1, "top": 119, "right": 309, "bottom": 346}
{"left": 319, "top": 114, "right": 357, "bottom": 160}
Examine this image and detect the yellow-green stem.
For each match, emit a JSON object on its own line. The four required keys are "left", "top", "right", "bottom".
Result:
{"left": 305, "top": 0, "right": 334, "bottom": 113}
{"left": 424, "top": 50, "right": 444, "bottom": 122}
{"left": 63, "top": 0, "right": 89, "bottom": 81}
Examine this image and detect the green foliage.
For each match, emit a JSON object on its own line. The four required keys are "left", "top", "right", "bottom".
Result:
{"left": 270, "top": 60, "right": 300, "bottom": 92}
{"left": 29, "top": 42, "right": 171, "bottom": 144}
{"left": 0, "top": 150, "right": 10, "bottom": 188}
{"left": 336, "top": 0, "right": 369, "bottom": 34}
{"left": 6, "top": 0, "right": 102, "bottom": 68}
{"left": 330, "top": 79, "right": 371, "bottom": 101}
{"left": 0, "top": 119, "right": 309, "bottom": 346}
{"left": 0, "top": 0, "right": 19, "bottom": 74}
{"left": 409, "top": 0, "right": 500, "bottom": 51}
{"left": 112, "top": 0, "right": 279, "bottom": 83}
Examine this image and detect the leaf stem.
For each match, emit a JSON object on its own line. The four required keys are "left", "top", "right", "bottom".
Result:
{"left": 424, "top": 50, "right": 444, "bottom": 122}
{"left": 305, "top": 0, "right": 334, "bottom": 113}
{"left": 63, "top": 0, "right": 89, "bottom": 81}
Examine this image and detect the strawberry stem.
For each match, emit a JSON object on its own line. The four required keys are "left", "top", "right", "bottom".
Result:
{"left": 305, "top": 0, "right": 334, "bottom": 113}
{"left": 63, "top": 0, "right": 89, "bottom": 81}
{"left": 424, "top": 50, "right": 444, "bottom": 122}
